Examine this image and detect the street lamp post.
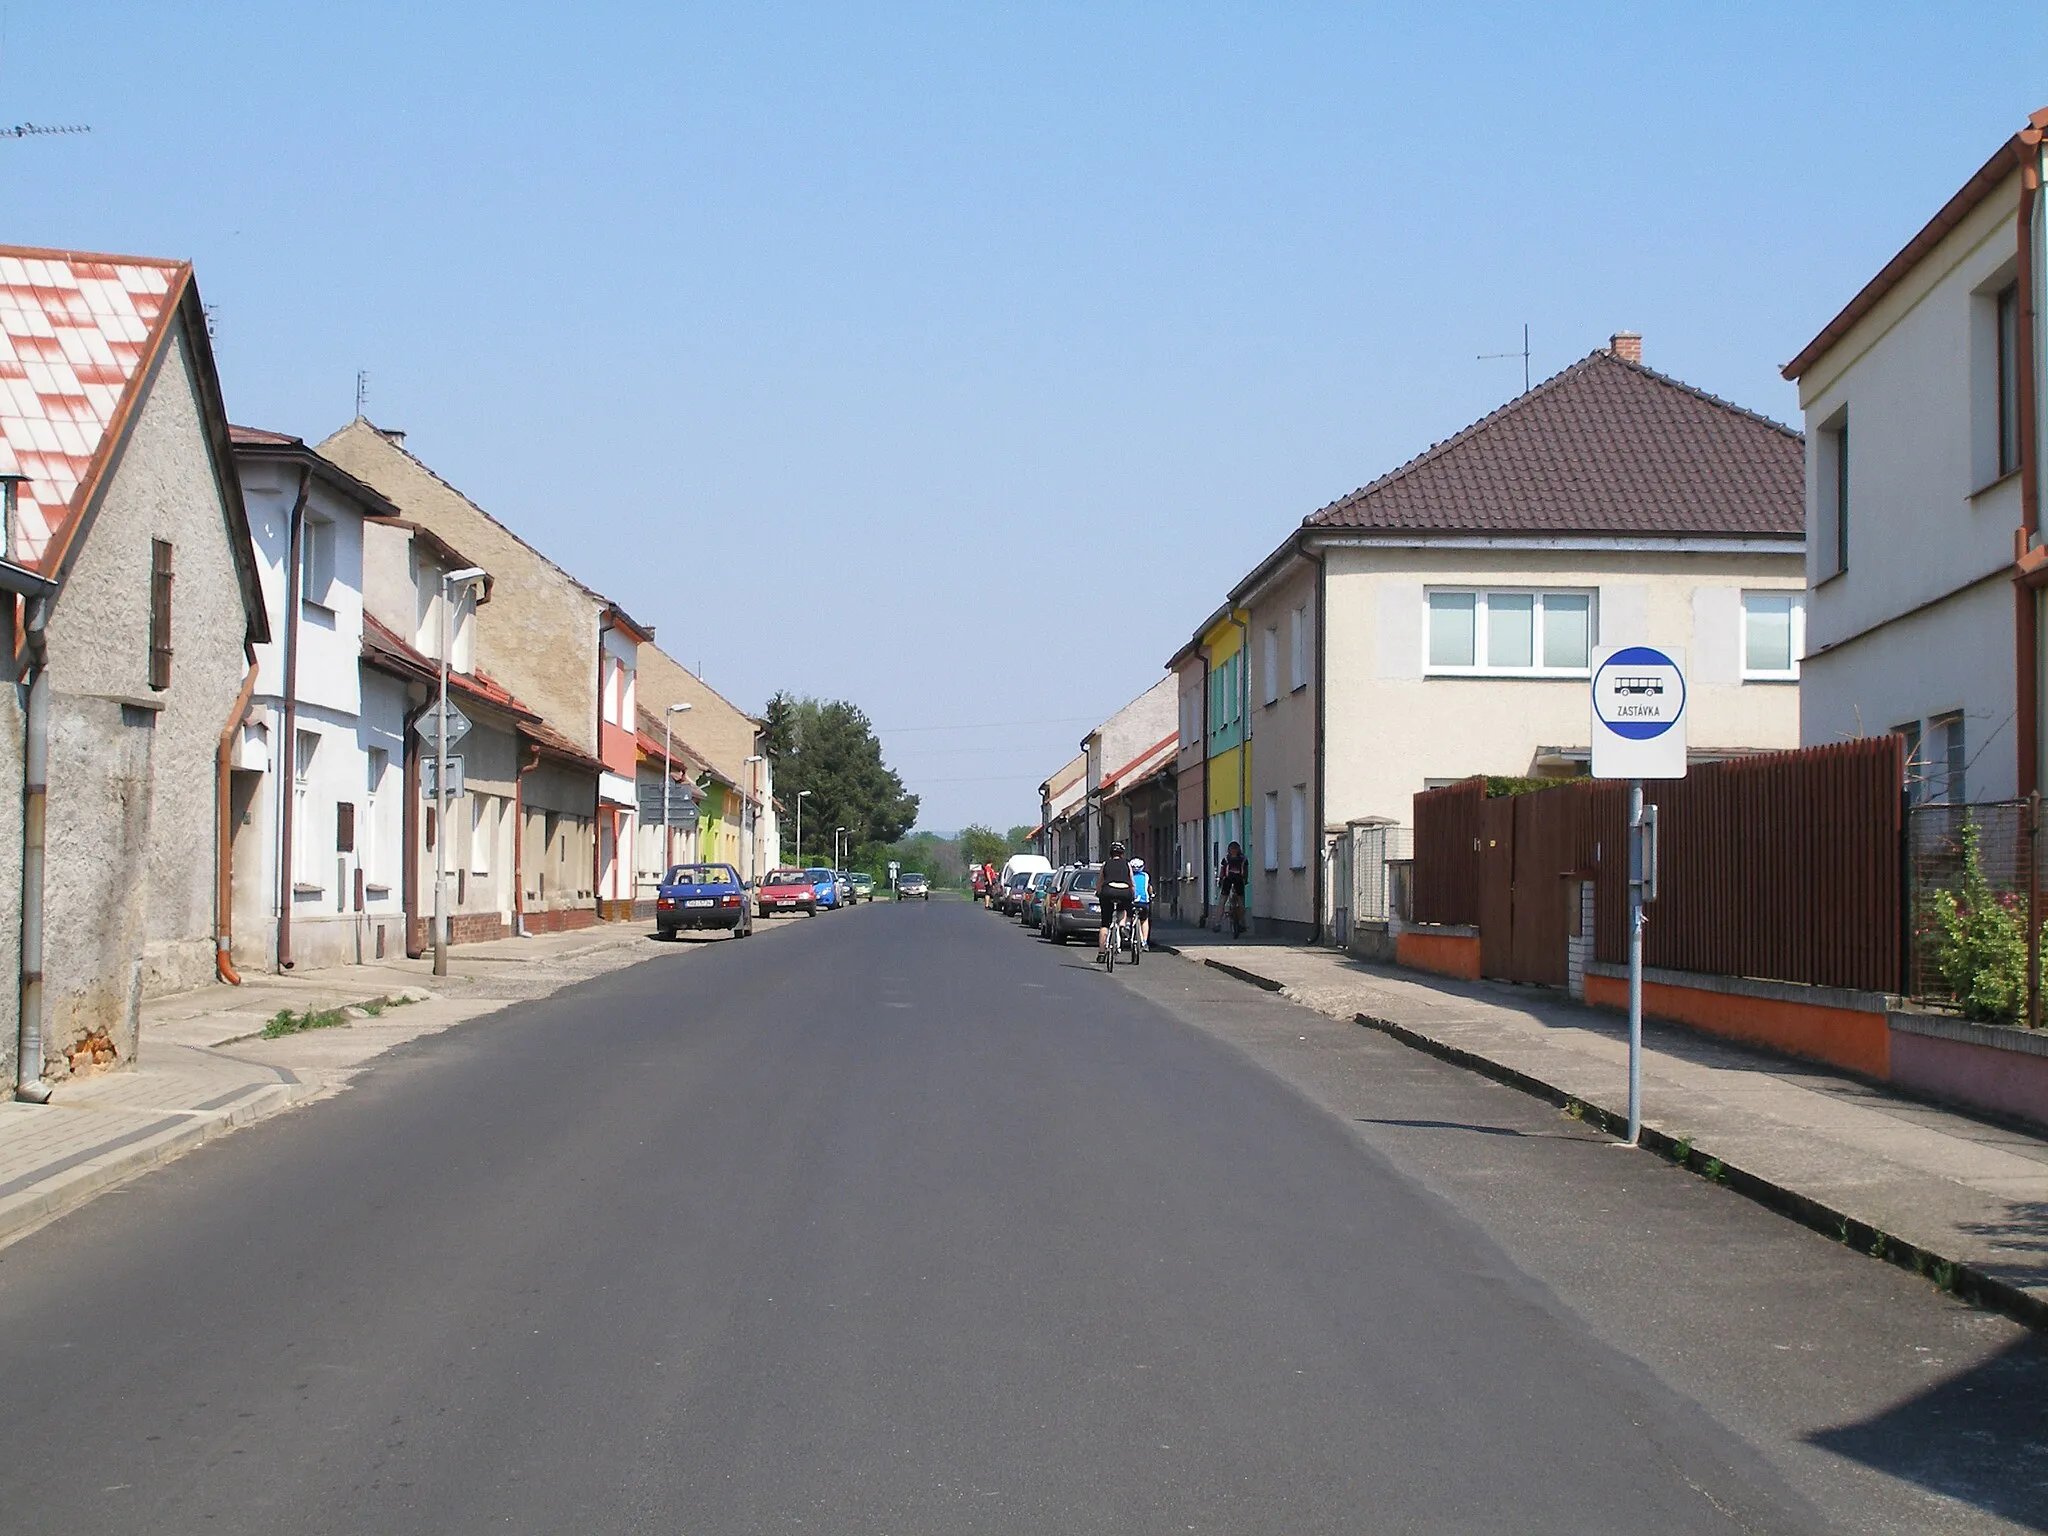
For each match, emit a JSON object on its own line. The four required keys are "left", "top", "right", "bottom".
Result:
{"left": 834, "top": 827, "right": 847, "bottom": 872}
{"left": 662, "top": 702, "right": 692, "bottom": 873}
{"left": 742, "top": 754, "right": 766, "bottom": 890}
{"left": 795, "top": 789, "right": 812, "bottom": 868}
{"left": 434, "top": 566, "right": 488, "bottom": 979}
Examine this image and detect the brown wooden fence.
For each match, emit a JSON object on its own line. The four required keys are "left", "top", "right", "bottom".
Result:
{"left": 1412, "top": 778, "right": 1483, "bottom": 925}
{"left": 1411, "top": 738, "right": 1906, "bottom": 992}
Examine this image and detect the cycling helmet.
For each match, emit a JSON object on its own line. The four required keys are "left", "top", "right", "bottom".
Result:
{"left": 1109, "top": 841, "right": 1126, "bottom": 856}
{"left": 1129, "top": 857, "right": 1145, "bottom": 869}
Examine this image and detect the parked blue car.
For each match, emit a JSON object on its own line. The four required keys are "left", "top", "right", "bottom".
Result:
{"left": 804, "top": 867, "right": 843, "bottom": 911}
{"left": 655, "top": 862, "right": 753, "bottom": 939}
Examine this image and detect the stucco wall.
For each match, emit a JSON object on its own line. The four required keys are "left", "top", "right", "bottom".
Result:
{"left": 1244, "top": 559, "right": 1319, "bottom": 930}
{"left": 320, "top": 421, "right": 599, "bottom": 754}
{"left": 41, "top": 324, "right": 253, "bottom": 1069}
{"left": 0, "top": 672, "right": 21, "bottom": 1085}
{"left": 1323, "top": 544, "right": 1805, "bottom": 828}
{"left": 636, "top": 645, "right": 761, "bottom": 787}
{"left": 1791, "top": 171, "right": 2026, "bottom": 799}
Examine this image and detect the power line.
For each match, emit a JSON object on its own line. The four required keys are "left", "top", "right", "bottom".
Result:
{"left": 877, "top": 715, "right": 1104, "bottom": 733}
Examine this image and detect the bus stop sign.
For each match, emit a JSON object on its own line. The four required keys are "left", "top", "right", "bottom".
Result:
{"left": 1591, "top": 645, "right": 1687, "bottom": 779}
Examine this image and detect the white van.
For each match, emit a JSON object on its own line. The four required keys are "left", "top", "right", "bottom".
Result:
{"left": 998, "top": 854, "right": 1052, "bottom": 887}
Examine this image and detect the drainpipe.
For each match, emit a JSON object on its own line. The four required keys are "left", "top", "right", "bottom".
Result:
{"left": 214, "top": 662, "right": 258, "bottom": 984}
{"left": 401, "top": 693, "right": 429, "bottom": 958}
{"left": 274, "top": 466, "right": 312, "bottom": 971}
{"left": 2017, "top": 138, "right": 2043, "bottom": 797}
{"left": 1200, "top": 651, "right": 1212, "bottom": 928}
{"left": 513, "top": 739, "right": 540, "bottom": 936}
{"left": 15, "top": 593, "right": 50, "bottom": 1102}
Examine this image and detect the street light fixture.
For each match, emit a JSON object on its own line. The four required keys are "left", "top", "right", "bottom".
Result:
{"left": 434, "top": 565, "right": 488, "bottom": 978}
{"left": 662, "top": 702, "right": 693, "bottom": 873}
{"left": 835, "top": 826, "right": 848, "bottom": 873}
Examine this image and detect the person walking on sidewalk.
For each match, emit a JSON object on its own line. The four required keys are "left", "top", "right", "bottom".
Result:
{"left": 1217, "top": 841, "right": 1248, "bottom": 938}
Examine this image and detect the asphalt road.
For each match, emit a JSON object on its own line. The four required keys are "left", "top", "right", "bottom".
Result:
{"left": 0, "top": 902, "right": 2037, "bottom": 1533}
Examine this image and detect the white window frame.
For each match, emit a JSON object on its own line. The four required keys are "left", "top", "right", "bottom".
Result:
{"left": 1424, "top": 588, "right": 1597, "bottom": 677}
{"left": 1288, "top": 785, "right": 1306, "bottom": 870}
{"left": 292, "top": 729, "right": 320, "bottom": 890}
{"left": 1262, "top": 791, "right": 1279, "bottom": 871}
{"left": 1740, "top": 590, "right": 1805, "bottom": 681}
{"left": 1262, "top": 626, "right": 1279, "bottom": 705}
{"left": 1289, "top": 605, "right": 1307, "bottom": 692}
{"left": 301, "top": 516, "right": 336, "bottom": 607}
{"left": 364, "top": 746, "right": 388, "bottom": 886}
{"left": 471, "top": 793, "right": 493, "bottom": 876}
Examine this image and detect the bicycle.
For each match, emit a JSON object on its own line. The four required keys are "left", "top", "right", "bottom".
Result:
{"left": 1222, "top": 885, "right": 1246, "bottom": 939}
{"left": 1103, "top": 904, "right": 1141, "bottom": 971}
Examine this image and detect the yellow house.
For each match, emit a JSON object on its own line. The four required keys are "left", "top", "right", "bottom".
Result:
{"left": 1198, "top": 605, "right": 1251, "bottom": 916}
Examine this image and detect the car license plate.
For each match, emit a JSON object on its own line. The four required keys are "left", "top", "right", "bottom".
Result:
{"left": 685, "top": 899, "right": 715, "bottom": 908}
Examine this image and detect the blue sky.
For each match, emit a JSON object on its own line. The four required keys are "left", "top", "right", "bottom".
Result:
{"left": 10, "top": 3, "right": 2048, "bottom": 832}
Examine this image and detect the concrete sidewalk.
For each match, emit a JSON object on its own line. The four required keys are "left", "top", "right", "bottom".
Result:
{"left": 0, "top": 917, "right": 761, "bottom": 1249}
{"left": 1155, "top": 923, "right": 2048, "bottom": 1327}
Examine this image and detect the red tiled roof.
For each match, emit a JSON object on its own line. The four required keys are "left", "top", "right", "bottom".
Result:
{"left": 360, "top": 611, "right": 537, "bottom": 722}
{"left": 0, "top": 249, "right": 184, "bottom": 567}
{"left": 519, "top": 717, "right": 602, "bottom": 772}
{"left": 1305, "top": 350, "right": 1803, "bottom": 539}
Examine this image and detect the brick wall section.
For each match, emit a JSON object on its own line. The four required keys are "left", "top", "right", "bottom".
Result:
{"left": 522, "top": 906, "right": 597, "bottom": 935}
{"left": 407, "top": 913, "right": 510, "bottom": 952}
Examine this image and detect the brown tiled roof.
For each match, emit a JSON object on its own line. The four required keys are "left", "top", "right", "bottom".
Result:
{"left": 1305, "top": 350, "right": 1803, "bottom": 539}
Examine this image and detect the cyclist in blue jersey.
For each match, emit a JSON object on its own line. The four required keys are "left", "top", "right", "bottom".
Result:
{"left": 1130, "top": 857, "right": 1152, "bottom": 951}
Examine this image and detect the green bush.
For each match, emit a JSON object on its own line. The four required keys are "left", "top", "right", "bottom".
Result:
{"left": 1923, "top": 818, "right": 2032, "bottom": 1023}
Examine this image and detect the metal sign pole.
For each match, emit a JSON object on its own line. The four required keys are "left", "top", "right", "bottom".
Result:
{"left": 1627, "top": 778, "right": 1644, "bottom": 1145}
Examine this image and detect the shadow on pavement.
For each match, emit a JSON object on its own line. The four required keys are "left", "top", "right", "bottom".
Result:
{"left": 1807, "top": 1333, "right": 2048, "bottom": 1531}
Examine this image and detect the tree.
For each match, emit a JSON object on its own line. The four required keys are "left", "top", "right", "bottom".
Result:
{"left": 1005, "top": 825, "right": 1038, "bottom": 850}
{"left": 765, "top": 694, "right": 919, "bottom": 864}
{"left": 960, "top": 824, "right": 1011, "bottom": 870}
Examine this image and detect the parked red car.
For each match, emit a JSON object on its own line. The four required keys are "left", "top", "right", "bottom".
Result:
{"left": 756, "top": 869, "right": 819, "bottom": 917}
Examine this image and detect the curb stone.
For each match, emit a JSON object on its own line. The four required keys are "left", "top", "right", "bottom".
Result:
{"left": 0, "top": 1080, "right": 316, "bottom": 1250}
{"left": 1163, "top": 946, "right": 2048, "bottom": 1335}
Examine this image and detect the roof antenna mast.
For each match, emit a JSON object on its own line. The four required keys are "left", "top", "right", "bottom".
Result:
{"left": 355, "top": 370, "right": 369, "bottom": 419}
{"left": 1479, "top": 323, "right": 1531, "bottom": 394}
{"left": 0, "top": 17, "right": 91, "bottom": 141}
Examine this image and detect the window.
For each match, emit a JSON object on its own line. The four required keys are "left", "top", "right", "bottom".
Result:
{"left": 301, "top": 517, "right": 336, "bottom": 606}
{"left": 292, "top": 730, "right": 319, "bottom": 886}
{"left": 364, "top": 747, "right": 387, "bottom": 884}
{"left": 1262, "top": 626, "right": 1279, "bottom": 705}
{"left": 1289, "top": 785, "right": 1306, "bottom": 870}
{"left": 148, "top": 539, "right": 173, "bottom": 689}
{"left": 1998, "top": 283, "right": 2022, "bottom": 480}
{"left": 1820, "top": 412, "right": 1849, "bottom": 577}
{"left": 1263, "top": 792, "right": 1279, "bottom": 871}
{"left": 1289, "top": 605, "right": 1307, "bottom": 691}
{"left": 1895, "top": 722, "right": 1924, "bottom": 806}
{"left": 1932, "top": 712, "right": 1965, "bottom": 804}
{"left": 1741, "top": 591, "right": 1804, "bottom": 679}
{"left": 471, "top": 794, "right": 493, "bottom": 875}
{"left": 1426, "top": 589, "right": 1594, "bottom": 675}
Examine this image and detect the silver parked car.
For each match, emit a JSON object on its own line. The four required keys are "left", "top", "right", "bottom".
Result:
{"left": 1043, "top": 864, "right": 1102, "bottom": 943}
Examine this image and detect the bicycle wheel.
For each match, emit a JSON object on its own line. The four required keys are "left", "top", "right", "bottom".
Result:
{"left": 1104, "top": 918, "right": 1117, "bottom": 973}
{"left": 1130, "top": 917, "right": 1142, "bottom": 966}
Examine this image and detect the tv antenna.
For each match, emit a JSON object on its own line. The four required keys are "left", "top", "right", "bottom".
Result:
{"left": 0, "top": 121, "right": 86, "bottom": 139}
{"left": 1479, "top": 323, "right": 1531, "bottom": 394}
{"left": 355, "top": 370, "right": 369, "bottom": 418}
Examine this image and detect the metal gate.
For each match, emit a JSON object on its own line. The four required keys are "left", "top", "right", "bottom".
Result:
{"left": 1478, "top": 787, "right": 1591, "bottom": 987}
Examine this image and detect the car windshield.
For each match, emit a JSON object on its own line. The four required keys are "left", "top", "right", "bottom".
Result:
{"left": 663, "top": 865, "right": 731, "bottom": 886}
{"left": 1071, "top": 868, "right": 1100, "bottom": 891}
{"left": 1030, "top": 872, "right": 1053, "bottom": 889}
{"left": 901, "top": 873, "right": 926, "bottom": 882}
{"left": 805, "top": 869, "right": 834, "bottom": 881}
{"left": 765, "top": 870, "right": 808, "bottom": 885}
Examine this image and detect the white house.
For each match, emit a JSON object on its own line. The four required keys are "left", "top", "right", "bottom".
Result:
{"left": 1783, "top": 108, "right": 2048, "bottom": 805}
{"left": 1222, "top": 336, "right": 1807, "bottom": 939}
{"left": 1082, "top": 677, "right": 1176, "bottom": 862}
{"left": 227, "top": 426, "right": 403, "bottom": 972}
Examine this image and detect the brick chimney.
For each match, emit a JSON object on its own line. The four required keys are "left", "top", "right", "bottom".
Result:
{"left": 1609, "top": 332, "right": 1642, "bottom": 365}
